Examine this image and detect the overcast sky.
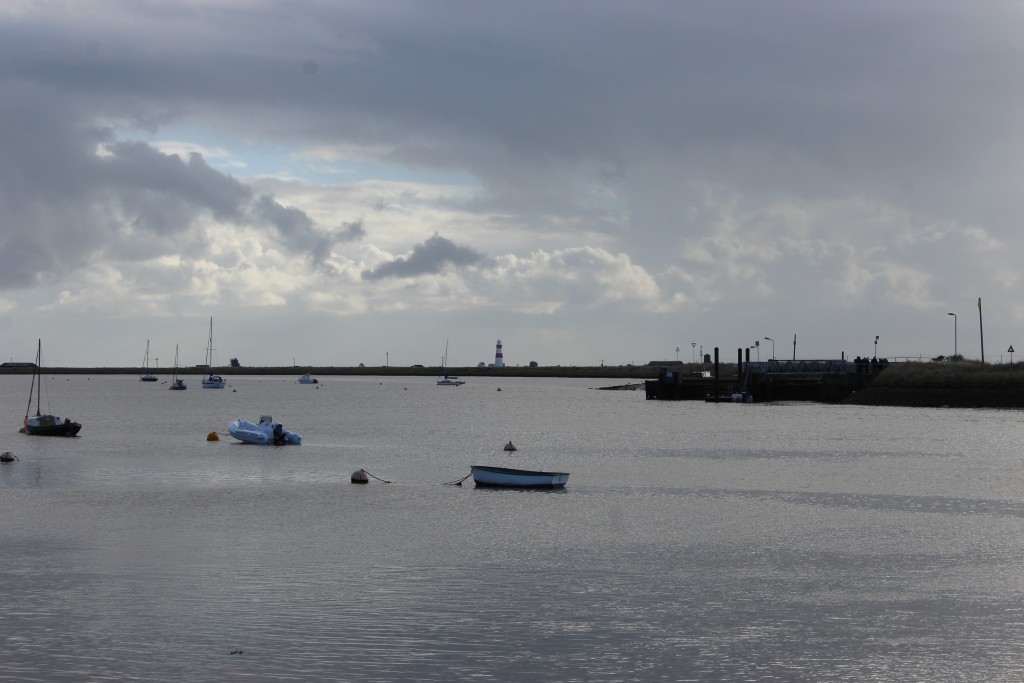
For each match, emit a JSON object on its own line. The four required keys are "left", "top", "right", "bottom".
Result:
{"left": 1, "top": 0, "right": 1021, "bottom": 369}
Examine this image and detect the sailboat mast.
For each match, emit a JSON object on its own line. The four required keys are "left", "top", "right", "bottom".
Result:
{"left": 24, "top": 338, "right": 41, "bottom": 418}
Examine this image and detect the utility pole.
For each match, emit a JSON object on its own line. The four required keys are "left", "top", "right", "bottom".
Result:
{"left": 948, "top": 312, "right": 957, "bottom": 359}
{"left": 792, "top": 334, "right": 796, "bottom": 361}
{"left": 978, "top": 297, "right": 985, "bottom": 363}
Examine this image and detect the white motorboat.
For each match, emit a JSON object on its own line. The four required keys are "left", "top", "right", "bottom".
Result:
{"left": 470, "top": 465, "right": 569, "bottom": 488}
{"left": 298, "top": 373, "right": 319, "bottom": 384}
{"left": 227, "top": 415, "right": 301, "bottom": 445}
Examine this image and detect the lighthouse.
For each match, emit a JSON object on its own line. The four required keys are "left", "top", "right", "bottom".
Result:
{"left": 494, "top": 339, "right": 505, "bottom": 367}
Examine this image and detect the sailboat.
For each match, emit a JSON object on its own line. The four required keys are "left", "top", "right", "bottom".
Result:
{"left": 139, "top": 339, "right": 158, "bottom": 381}
{"left": 169, "top": 344, "right": 187, "bottom": 390}
{"left": 436, "top": 340, "right": 465, "bottom": 386}
{"left": 201, "top": 318, "right": 226, "bottom": 388}
{"left": 22, "top": 339, "right": 82, "bottom": 436}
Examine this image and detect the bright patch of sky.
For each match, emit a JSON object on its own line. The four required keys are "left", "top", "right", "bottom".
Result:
{"left": 140, "top": 125, "right": 479, "bottom": 189}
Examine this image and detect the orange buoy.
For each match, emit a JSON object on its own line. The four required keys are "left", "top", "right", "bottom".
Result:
{"left": 207, "top": 432, "right": 220, "bottom": 441}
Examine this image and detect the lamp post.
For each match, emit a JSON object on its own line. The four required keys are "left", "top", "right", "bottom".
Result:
{"left": 947, "top": 312, "right": 957, "bottom": 359}
{"left": 764, "top": 337, "right": 775, "bottom": 360}
{"left": 691, "top": 342, "right": 696, "bottom": 364}
{"left": 874, "top": 335, "right": 879, "bottom": 359}
{"left": 676, "top": 346, "right": 680, "bottom": 363}
{"left": 754, "top": 340, "right": 760, "bottom": 362}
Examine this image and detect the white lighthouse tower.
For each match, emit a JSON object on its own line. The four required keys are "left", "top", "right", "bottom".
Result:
{"left": 494, "top": 339, "right": 505, "bottom": 367}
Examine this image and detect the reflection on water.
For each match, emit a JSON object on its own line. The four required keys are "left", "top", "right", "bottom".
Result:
{"left": 2, "top": 375, "right": 1024, "bottom": 681}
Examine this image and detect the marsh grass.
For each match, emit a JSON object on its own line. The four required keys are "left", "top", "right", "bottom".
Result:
{"left": 871, "top": 361, "right": 1024, "bottom": 388}
{"left": 848, "top": 361, "right": 1024, "bottom": 407}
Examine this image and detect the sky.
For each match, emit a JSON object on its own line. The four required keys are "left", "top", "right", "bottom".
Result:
{"left": 2, "top": 0, "right": 1022, "bottom": 369}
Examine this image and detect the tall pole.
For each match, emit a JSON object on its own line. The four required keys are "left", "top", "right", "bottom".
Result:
{"left": 691, "top": 342, "right": 696, "bottom": 364}
{"left": 947, "top": 312, "right": 957, "bottom": 359}
{"left": 874, "top": 335, "right": 879, "bottom": 359}
{"left": 978, "top": 297, "right": 985, "bottom": 363}
{"left": 792, "top": 334, "right": 796, "bottom": 361}
{"left": 764, "top": 337, "right": 775, "bottom": 360}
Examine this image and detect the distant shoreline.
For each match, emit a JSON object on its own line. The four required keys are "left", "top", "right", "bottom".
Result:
{"left": 0, "top": 364, "right": 665, "bottom": 379}
{"left": 8, "top": 362, "right": 1023, "bottom": 409}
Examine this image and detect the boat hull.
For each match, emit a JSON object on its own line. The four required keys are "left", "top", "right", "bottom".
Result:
{"left": 24, "top": 416, "right": 81, "bottom": 437}
{"left": 228, "top": 419, "right": 301, "bottom": 445}
{"left": 471, "top": 465, "right": 569, "bottom": 488}
{"left": 139, "top": 375, "right": 158, "bottom": 382}
{"left": 202, "top": 376, "right": 226, "bottom": 389}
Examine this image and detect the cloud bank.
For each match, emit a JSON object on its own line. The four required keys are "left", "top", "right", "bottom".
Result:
{"left": 0, "top": 1, "right": 1021, "bottom": 366}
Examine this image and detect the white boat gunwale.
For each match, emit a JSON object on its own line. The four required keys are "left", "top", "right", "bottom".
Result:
{"left": 470, "top": 465, "right": 570, "bottom": 488}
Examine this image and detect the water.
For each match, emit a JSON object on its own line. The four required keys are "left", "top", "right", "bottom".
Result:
{"left": 3, "top": 374, "right": 1024, "bottom": 681}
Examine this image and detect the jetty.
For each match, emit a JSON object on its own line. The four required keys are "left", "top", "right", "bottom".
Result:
{"left": 645, "top": 348, "right": 883, "bottom": 403}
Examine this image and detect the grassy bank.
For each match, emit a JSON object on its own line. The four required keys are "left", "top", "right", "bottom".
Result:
{"left": 843, "top": 361, "right": 1024, "bottom": 408}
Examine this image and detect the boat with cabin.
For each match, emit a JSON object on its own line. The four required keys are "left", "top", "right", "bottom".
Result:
{"left": 437, "top": 340, "right": 465, "bottom": 386}
{"left": 139, "top": 340, "right": 158, "bottom": 381}
{"left": 169, "top": 344, "right": 186, "bottom": 390}
{"left": 22, "top": 339, "right": 82, "bottom": 437}
{"left": 201, "top": 318, "right": 226, "bottom": 388}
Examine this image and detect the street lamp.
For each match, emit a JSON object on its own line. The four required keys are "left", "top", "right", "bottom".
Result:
{"left": 691, "top": 342, "right": 696, "bottom": 364}
{"left": 676, "top": 346, "right": 680, "bottom": 363}
{"left": 874, "top": 335, "right": 879, "bottom": 359}
{"left": 947, "top": 312, "right": 957, "bottom": 359}
{"left": 754, "top": 340, "right": 760, "bottom": 362}
{"left": 764, "top": 337, "right": 775, "bottom": 360}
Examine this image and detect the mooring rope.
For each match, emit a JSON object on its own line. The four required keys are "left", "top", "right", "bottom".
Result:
{"left": 361, "top": 469, "right": 392, "bottom": 483}
{"left": 442, "top": 471, "right": 473, "bottom": 486}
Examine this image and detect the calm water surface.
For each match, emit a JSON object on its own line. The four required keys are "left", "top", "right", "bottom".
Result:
{"left": 2, "top": 374, "right": 1024, "bottom": 681}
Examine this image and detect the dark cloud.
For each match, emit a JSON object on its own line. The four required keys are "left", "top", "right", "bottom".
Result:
{"left": 338, "top": 219, "right": 366, "bottom": 242}
{"left": 253, "top": 197, "right": 364, "bottom": 267}
{"left": 362, "top": 234, "right": 485, "bottom": 280}
{"left": 0, "top": 85, "right": 347, "bottom": 286}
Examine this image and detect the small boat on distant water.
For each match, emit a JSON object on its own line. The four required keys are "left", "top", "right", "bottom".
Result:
{"left": 298, "top": 373, "right": 319, "bottom": 384}
{"left": 471, "top": 465, "right": 569, "bottom": 488}
{"left": 169, "top": 344, "right": 186, "bottom": 390}
{"left": 22, "top": 339, "right": 81, "bottom": 437}
{"left": 437, "top": 339, "right": 466, "bottom": 386}
{"left": 201, "top": 317, "right": 226, "bottom": 389}
{"left": 139, "top": 340, "right": 158, "bottom": 382}
{"left": 228, "top": 415, "right": 301, "bottom": 445}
